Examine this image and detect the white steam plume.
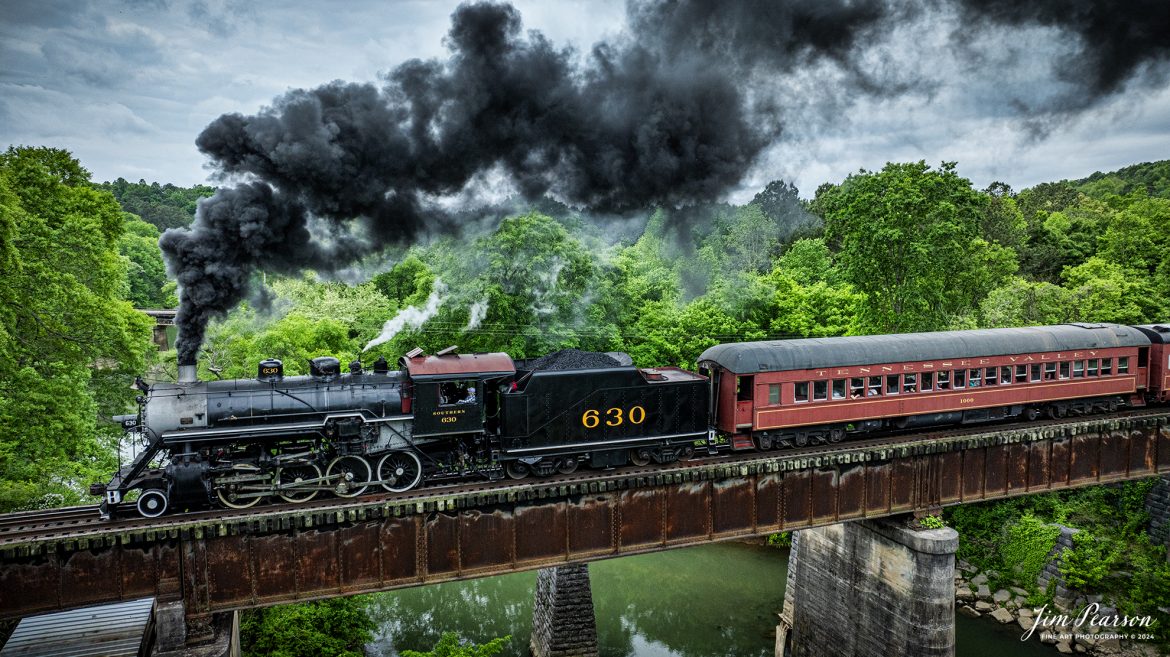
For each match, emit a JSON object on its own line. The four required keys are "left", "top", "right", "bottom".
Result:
{"left": 465, "top": 297, "right": 489, "bottom": 331}
{"left": 363, "top": 280, "right": 448, "bottom": 351}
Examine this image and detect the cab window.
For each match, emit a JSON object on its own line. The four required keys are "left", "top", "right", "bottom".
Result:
{"left": 439, "top": 380, "right": 478, "bottom": 406}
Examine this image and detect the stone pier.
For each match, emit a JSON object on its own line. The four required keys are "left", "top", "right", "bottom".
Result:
{"left": 778, "top": 518, "right": 959, "bottom": 657}
{"left": 530, "top": 564, "right": 599, "bottom": 657}
{"left": 1146, "top": 474, "right": 1170, "bottom": 549}
{"left": 152, "top": 601, "right": 239, "bottom": 657}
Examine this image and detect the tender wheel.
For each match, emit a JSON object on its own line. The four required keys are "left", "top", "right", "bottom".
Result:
{"left": 506, "top": 461, "right": 530, "bottom": 480}
{"left": 327, "top": 456, "right": 372, "bottom": 497}
{"left": 377, "top": 451, "right": 423, "bottom": 493}
{"left": 137, "top": 488, "right": 168, "bottom": 518}
{"left": 276, "top": 463, "right": 322, "bottom": 503}
{"left": 629, "top": 448, "right": 652, "bottom": 467}
{"left": 215, "top": 465, "right": 263, "bottom": 509}
{"left": 556, "top": 458, "right": 579, "bottom": 475}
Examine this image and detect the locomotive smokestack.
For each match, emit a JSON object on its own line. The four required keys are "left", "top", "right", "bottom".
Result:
{"left": 178, "top": 364, "right": 198, "bottom": 383}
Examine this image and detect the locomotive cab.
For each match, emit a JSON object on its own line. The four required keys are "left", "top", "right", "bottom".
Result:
{"left": 400, "top": 351, "right": 516, "bottom": 437}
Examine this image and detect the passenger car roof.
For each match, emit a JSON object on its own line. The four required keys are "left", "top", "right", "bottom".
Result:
{"left": 697, "top": 324, "right": 1149, "bottom": 374}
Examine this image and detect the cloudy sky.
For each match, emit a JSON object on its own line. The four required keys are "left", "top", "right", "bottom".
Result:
{"left": 2, "top": 0, "right": 1168, "bottom": 200}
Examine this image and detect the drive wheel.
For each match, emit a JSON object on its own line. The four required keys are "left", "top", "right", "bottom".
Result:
{"left": 327, "top": 456, "right": 372, "bottom": 498}
{"left": 556, "top": 458, "right": 579, "bottom": 475}
{"left": 276, "top": 463, "right": 322, "bottom": 503}
{"left": 506, "top": 461, "right": 530, "bottom": 480}
{"left": 378, "top": 451, "right": 423, "bottom": 493}
{"left": 629, "top": 448, "right": 652, "bottom": 467}
{"left": 137, "top": 488, "right": 168, "bottom": 518}
{"left": 215, "top": 465, "right": 264, "bottom": 509}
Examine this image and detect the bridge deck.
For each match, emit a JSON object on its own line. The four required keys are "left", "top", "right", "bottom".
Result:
{"left": 1, "top": 412, "right": 1167, "bottom": 624}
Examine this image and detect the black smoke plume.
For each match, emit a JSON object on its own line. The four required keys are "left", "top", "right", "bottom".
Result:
{"left": 163, "top": 0, "right": 1170, "bottom": 364}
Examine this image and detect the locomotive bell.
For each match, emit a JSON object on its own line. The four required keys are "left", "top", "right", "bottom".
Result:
{"left": 257, "top": 358, "right": 284, "bottom": 382}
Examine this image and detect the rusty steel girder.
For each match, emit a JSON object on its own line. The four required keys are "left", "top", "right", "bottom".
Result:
{"left": 1, "top": 414, "right": 1168, "bottom": 624}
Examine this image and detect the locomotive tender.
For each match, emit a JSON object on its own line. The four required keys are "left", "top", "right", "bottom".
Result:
{"left": 95, "top": 322, "right": 1169, "bottom": 518}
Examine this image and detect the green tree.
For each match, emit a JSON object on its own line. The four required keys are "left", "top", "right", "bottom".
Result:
{"left": 817, "top": 161, "right": 1016, "bottom": 333}
{"left": 1060, "top": 257, "right": 1164, "bottom": 324}
{"left": 401, "top": 632, "right": 510, "bottom": 657}
{"left": 979, "top": 278, "right": 1073, "bottom": 328}
{"left": 240, "top": 598, "right": 375, "bottom": 657}
{"left": 0, "top": 147, "right": 152, "bottom": 511}
{"left": 119, "top": 213, "right": 171, "bottom": 307}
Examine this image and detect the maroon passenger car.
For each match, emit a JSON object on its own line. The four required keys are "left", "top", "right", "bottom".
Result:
{"left": 699, "top": 323, "right": 1158, "bottom": 451}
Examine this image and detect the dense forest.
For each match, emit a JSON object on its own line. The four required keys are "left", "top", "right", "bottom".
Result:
{"left": 1, "top": 147, "right": 1168, "bottom": 651}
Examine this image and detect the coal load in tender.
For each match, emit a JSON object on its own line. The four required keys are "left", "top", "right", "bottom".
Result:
{"left": 527, "top": 349, "right": 620, "bottom": 371}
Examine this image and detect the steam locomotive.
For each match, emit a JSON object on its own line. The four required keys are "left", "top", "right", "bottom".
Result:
{"left": 94, "top": 322, "right": 1169, "bottom": 519}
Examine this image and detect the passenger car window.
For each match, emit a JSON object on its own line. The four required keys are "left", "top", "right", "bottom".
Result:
{"left": 954, "top": 370, "right": 966, "bottom": 387}
{"left": 850, "top": 378, "right": 864, "bottom": 398}
{"left": 1044, "top": 363, "right": 1057, "bottom": 380}
{"left": 868, "top": 376, "right": 882, "bottom": 396}
{"left": 1087, "top": 359, "right": 1098, "bottom": 377}
{"left": 768, "top": 384, "right": 781, "bottom": 405}
{"left": 1073, "top": 361, "right": 1084, "bottom": 378}
{"left": 921, "top": 371, "right": 934, "bottom": 391}
{"left": 902, "top": 374, "right": 917, "bottom": 393}
{"left": 968, "top": 369, "right": 982, "bottom": 387}
{"left": 832, "top": 379, "right": 846, "bottom": 400}
{"left": 1101, "top": 358, "right": 1112, "bottom": 375}
{"left": 937, "top": 371, "right": 951, "bottom": 390}
{"left": 795, "top": 382, "right": 809, "bottom": 402}
{"left": 1118, "top": 357, "right": 1129, "bottom": 374}
{"left": 1016, "top": 365, "right": 1028, "bottom": 383}
{"left": 1000, "top": 366, "right": 1011, "bottom": 384}
{"left": 886, "top": 374, "right": 899, "bottom": 395}
{"left": 1031, "top": 364, "right": 1042, "bottom": 382}
{"left": 814, "top": 380, "right": 828, "bottom": 401}
{"left": 1059, "top": 362, "right": 1070, "bottom": 379}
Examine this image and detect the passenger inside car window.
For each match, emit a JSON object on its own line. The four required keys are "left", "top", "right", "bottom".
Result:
{"left": 968, "top": 369, "right": 981, "bottom": 387}
{"left": 937, "top": 371, "right": 951, "bottom": 390}
{"left": 850, "top": 378, "right": 864, "bottom": 398}
{"left": 1001, "top": 366, "right": 1012, "bottom": 384}
{"left": 886, "top": 375, "right": 899, "bottom": 395}
{"left": 954, "top": 370, "right": 966, "bottom": 387}
{"left": 832, "top": 379, "right": 846, "bottom": 400}
{"left": 868, "top": 376, "right": 882, "bottom": 396}
{"left": 1044, "top": 363, "right": 1057, "bottom": 380}
{"left": 903, "top": 374, "right": 917, "bottom": 393}
{"left": 921, "top": 371, "right": 934, "bottom": 391}
{"left": 1059, "top": 362, "right": 1070, "bottom": 379}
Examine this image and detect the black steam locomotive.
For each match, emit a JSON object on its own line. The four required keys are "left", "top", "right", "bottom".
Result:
{"left": 95, "top": 349, "right": 709, "bottom": 518}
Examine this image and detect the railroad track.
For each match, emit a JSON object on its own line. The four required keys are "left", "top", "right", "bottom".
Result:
{"left": 0, "top": 407, "right": 1164, "bottom": 547}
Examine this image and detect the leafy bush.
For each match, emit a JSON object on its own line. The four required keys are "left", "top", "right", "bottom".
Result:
{"left": 1059, "top": 531, "right": 1114, "bottom": 590}
{"left": 401, "top": 632, "right": 510, "bottom": 657}
{"left": 1001, "top": 513, "right": 1060, "bottom": 585}
{"left": 240, "top": 598, "right": 375, "bottom": 657}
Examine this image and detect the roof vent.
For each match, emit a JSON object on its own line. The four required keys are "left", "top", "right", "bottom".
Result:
{"left": 405, "top": 347, "right": 424, "bottom": 358}
{"left": 436, "top": 345, "right": 458, "bottom": 356}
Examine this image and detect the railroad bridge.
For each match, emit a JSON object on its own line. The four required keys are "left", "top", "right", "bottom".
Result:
{"left": 2, "top": 412, "right": 1168, "bottom": 655}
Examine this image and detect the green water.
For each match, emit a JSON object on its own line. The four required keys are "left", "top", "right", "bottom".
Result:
{"left": 365, "top": 542, "right": 1053, "bottom": 657}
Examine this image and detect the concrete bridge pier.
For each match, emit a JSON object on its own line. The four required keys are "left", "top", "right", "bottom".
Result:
{"left": 530, "top": 563, "right": 599, "bottom": 657}
{"left": 777, "top": 517, "right": 959, "bottom": 657}
{"left": 152, "top": 601, "right": 239, "bottom": 657}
